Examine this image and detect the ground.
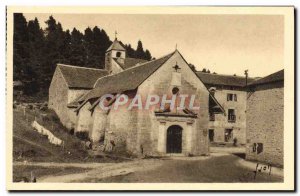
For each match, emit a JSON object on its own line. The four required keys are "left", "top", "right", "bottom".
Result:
{"left": 13, "top": 152, "right": 283, "bottom": 183}
{"left": 12, "top": 105, "right": 283, "bottom": 183}
{"left": 12, "top": 106, "right": 130, "bottom": 181}
{"left": 13, "top": 106, "right": 130, "bottom": 162}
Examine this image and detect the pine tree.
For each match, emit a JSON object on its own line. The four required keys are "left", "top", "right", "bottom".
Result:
{"left": 28, "top": 18, "right": 45, "bottom": 70}
{"left": 26, "top": 18, "right": 45, "bottom": 94}
{"left": 144, "top": 49, "right": 152, "bottom": 61}
{"left": 124, "top": 44, "right": 135, "bottom": 58}
{"left": 69, "top": 28, "right": 85, "bottom": 66}
{"left": 135, "top": 40, "right": 145, "bottom": 59}
{"left": 61, "top": 29, "right": 71, "bottom": 64}
{"left": 13, "top": 13, "right": 29, "bottom": 81}
{"left": 83, "top": 27, "right": 94, "bottom": 67}
{"left": 44, "top": 17, "right": 65, "bottom": 73}
{"left": 92, "top": 26, "right": 111, "bottom": 69}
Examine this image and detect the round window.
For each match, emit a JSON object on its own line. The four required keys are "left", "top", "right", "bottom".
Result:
{"left": 172, "top": 87, "right": 179, "bottom": 95}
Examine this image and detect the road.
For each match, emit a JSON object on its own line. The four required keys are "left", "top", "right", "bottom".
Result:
{"left": 14, "top": 152, "right": 283, "bottom": 183}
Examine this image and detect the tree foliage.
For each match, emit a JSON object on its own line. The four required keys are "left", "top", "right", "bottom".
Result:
{"left": 201, "top": 68, "right": 213, "bottom": 73}
{"left": 13, "top": 14, "right": 153, "bottom": 98}
{"left": 134, "top": 40, "right": 152, "bottom": 60}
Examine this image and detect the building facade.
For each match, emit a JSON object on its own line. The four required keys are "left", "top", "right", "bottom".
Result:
{"left": 196, "top": 72, "right": 255, "bottom": 145}
{"left": 245, "top": 70, "right": 284, "bottom": 166}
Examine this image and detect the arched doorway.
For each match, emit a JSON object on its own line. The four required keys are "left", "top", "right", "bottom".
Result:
{"left": 166, "top": 125, "right": 183, "bottom": 153}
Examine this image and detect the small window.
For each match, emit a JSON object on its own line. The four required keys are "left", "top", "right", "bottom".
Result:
{"left": 228, "top": 109, "right": 236, "bottom": 123}
{"left": 253, "top": 143, "right": 263, "bottom": 154}
{"left": 227, "top": 93, "right": 237, "bottom": 101}
{"left": 116, "top": 51, "right": 122, "bottom": 57}
{"left": 209, "top": 129, "right": 214, "bottom": 142}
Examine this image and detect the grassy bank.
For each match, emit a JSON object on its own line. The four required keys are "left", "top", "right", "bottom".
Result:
{"left": 13, "top": 106, "right": 127, "bottom": 163}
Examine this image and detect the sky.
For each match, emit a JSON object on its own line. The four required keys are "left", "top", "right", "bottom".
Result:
{"left": 23, "top": 13, "right": 284, "bottom": 77}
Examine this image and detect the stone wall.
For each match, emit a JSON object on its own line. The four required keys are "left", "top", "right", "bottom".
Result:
{"left": 67, "top": 108, "right": 77, "bottom": 130}
{"left": 89, "top": 106, "right": 107, "bottom": 143}
{"left": 135, "top": 51, "right": 210, "bottom": 156}
{"left": 105, "top": 51, "right": 124, "bottom": 74}
{"left": 75, "top": 101, "right": 92, "bottom": 133}
{"left": 48, "top": 67, "right": 70, "bottom": 126}
{"left": 246, "top": 82, "right": 284, "bottom": 166}
{"left": 105, "top": 91, "right": 139, "bottom": 154}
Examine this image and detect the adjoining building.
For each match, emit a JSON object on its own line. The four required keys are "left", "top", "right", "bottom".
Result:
{"left": 196, "top": 72, "right": 256, "bottom": 145}
{"left": 245, "top": 70, "right": 284, "bottom": 166}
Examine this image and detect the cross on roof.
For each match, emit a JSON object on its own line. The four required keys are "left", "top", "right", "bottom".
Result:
{"left": 115, "top": 31, "right": 118, "bottom": 40}
{"left": 173, "top": 63, "right": 181, "bottom": 72}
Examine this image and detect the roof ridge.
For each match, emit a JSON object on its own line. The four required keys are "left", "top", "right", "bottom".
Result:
{"left": 247, "top": 69, "right": 284, "bottom": 86}
{"left": 58, "top": 64, "right": 107, "bottom": 71}
{"left": 260, "top": 69, "right": 284, "bottom": 78}
{"left": 124, "top": 51, "right": 176, "bottom": 71}
{"left": 93, "top": 51, "right": 176, "bottom": 88}
{"left": 106, "top": 39, "right": 126, "bottom": 52}
{"left": 197, "top": 71, "right": 251, "bottom": 79}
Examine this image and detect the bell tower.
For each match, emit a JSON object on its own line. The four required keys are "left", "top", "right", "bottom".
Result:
{"left": 105, "top": 32, "right": 126, "bottom": 74}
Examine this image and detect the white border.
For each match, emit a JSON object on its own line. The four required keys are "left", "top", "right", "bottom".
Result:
{"left": 1, "top": 1, "right": 297, "bottom": 194}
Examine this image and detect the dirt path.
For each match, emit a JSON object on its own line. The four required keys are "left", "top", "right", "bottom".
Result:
{"left": 13, "top": 161, "right": 117, "bottom": 169}
{"left": 14, "top": 152, "right": 283, "bottom": 183}
{"left": 16, "top": 159, "right": 164, "bottom": 183}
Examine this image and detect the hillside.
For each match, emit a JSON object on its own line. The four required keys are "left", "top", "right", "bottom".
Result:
{"left": 13, "top": 105, "right": 126, "bottom": 163}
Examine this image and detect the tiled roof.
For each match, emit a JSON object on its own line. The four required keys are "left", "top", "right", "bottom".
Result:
{"left": 196, "top": 72, "right": 255, "bottom": 87}
{"left": 82, "top": 51, "right": 176, "bottom": 101}
{"left": 106, "top": 39, "right": 126, "bottom": 52}
{"left": 58, "top": 64, "right": 108, "bottom": 89}
{"left": 114, "top": 57, "right": 148, "bottom": 70}
{"left": 247, "top": 69, "right": 284, "bottom": 86}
